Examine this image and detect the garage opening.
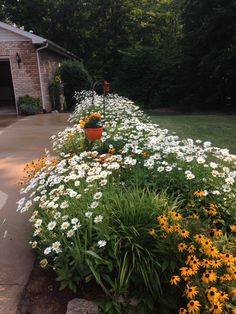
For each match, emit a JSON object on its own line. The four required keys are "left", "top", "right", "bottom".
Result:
{"left": 0, "top": 60, "right": 16, "bottom": 113}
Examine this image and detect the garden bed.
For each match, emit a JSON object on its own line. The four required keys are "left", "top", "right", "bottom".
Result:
{"left": 17, "top": 91, "right": 236, "bottom": 314}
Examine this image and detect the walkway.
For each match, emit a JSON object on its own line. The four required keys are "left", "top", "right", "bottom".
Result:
{"left": 0, "top": 113, "right": 69, "bottom": 314}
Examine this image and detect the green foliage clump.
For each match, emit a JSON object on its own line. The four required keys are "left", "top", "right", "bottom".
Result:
{"left": 18, "top": 95, "right": 40, "bottom": 115}
{"left": 59, "top": 61, "right": 92, "bottom": 111}
{"left": 49, "top": 73, "right": 64, "bottom": 111}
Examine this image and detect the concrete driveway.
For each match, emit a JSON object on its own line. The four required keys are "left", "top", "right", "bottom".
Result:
{"left": 0, "top": 113, "right": 69, "bottom": 314}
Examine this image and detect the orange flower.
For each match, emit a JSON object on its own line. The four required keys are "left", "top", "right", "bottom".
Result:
{"left": 193, "top": 190, "right": 206, "bottom": 197}
{"left": 185, "top": 285, "right": 198, "bottom": 299}
{"left": 178, "top": 243, "right": 187, "bottom": 252}
{"left": 202, "top": 270, "right": 217, "bottom": 284}
{"left": 230, "top": 225, "right": 236, "bottom": 232}
{"left": 149, "top": 228, "right": 155, "bottom": 236}
{"left": 171, "top": 211, "right": 183, "bottom": 221}
{"left": 209, "top": 301, "right": 223, "bottom": 314}
{"left": 179, "top": 229, "right": 190, "bottom": 238}
{"left": 170, "top": 275, "right": 181, "bottom": 285}
{"left": 187, "top": 300, "right": 201, "bottom": 314}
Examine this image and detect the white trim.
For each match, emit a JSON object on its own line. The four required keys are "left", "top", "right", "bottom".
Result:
{"left": 0, "top": 57, "right": 18, "bottom": 114}
{"left": 36, "top": 43, "right": 48, "bottom": 110}
{"left": 0, "top": 21, "right": 46, "bottom": 44}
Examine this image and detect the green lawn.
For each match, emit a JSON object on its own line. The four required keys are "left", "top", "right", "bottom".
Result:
{"left": 148, "top": 114, "right": 236, "bottom": 154}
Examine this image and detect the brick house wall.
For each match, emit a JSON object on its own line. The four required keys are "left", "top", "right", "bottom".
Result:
{"left": 39, "top": 50, "right": 63, "bottom": 112}
{"left": 0, "top": 41, "right": 41, "bottom": 112}
{"left": 0, "top": 22, "right": 78, "bottom": 113}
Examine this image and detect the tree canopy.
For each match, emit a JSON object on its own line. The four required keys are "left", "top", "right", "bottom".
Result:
{"left": 1, "top": 0, "right": 236, "bottom": 110}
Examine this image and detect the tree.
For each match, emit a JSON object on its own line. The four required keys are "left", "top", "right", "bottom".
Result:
{"left": 181, "top": 0, "right": 236, "bottom": 109}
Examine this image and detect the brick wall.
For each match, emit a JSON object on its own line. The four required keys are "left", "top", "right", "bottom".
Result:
{"left": 38, "top": 50, "right": 63, "bottom": 112}
{"left": 0, "top": 41, "right": 67, "bottom": 113}
{"left": 0, "top": 41, "right": 41, "bottom": 112}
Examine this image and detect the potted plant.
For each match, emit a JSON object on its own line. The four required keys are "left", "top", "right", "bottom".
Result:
{"left": 80, "top": 112, "right": 103, "bottom": 140}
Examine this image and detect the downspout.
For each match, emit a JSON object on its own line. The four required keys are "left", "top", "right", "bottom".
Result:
{"left": 36, "top": 42, "right": 48, "bottom": 111}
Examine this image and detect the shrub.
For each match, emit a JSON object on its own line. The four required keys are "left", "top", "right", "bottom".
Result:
{"left": 18, "top": 95, "right": 40, "bottom": 115}
{"left": 59, "top": 61, "right": 92, "bottom": 111}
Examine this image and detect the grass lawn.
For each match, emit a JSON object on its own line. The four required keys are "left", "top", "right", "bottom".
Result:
{"left": 148, "top": 114, "right": 236, "bottom": 154}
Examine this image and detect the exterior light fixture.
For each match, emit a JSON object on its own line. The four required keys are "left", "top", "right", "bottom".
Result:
{"left": 15, "top": 52, "right": 22, "bottom": 67}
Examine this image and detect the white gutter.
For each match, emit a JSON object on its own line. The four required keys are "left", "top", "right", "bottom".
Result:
{"left": 36, "top": 42, "right": 48, "bottom": 111}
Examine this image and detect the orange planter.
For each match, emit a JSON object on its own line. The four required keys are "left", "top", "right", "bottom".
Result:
{"left": 85, "top": 127, "right": 103, "bottom": 140}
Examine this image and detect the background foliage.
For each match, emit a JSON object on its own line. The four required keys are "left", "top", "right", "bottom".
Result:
{"left": 1, "top": 0, "right": 236, "bottom": 110}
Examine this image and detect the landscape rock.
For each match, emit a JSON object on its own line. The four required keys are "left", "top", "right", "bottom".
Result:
{"left": 66, "top": 298, "right": 99, "bottom": 314}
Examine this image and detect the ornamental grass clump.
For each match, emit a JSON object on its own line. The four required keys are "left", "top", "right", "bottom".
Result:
{"left": 17, "top": 91, "right": 236, "bottom": 313}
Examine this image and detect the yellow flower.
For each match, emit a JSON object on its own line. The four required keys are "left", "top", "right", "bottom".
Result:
{"left": 149, "top": 228, "right": 156, "bottom": 236}
{"left": 179, "top": 229, "right": 190, "bottom": 238}
{"left": 201, "top": 238, "right": 213, "bottom": 250}
{"left": 210, "top": 228, "right": 223, "bottom": 238}
{"left": 207, "top": 287, "right": 220, "bottom": 303}
{"left": 178, "top": 243, "right": 187, "bottom": 252}
{"left": 179, "top": 308, "right": 188, "bottom": 314}
{"left": 201, "top": 259, "right": 211, "bottom": 268}
{"left": 210, "top": 259, "right": 222, "bottom": 269}
{"left": 171, "top": 211, "right": 183, "bottom": 221}
{"left": 180, "top": 267, "right": 196, "bottom": 278}
{"left": 219, "top": 291, "right": 229, "bottom": 302}
{"left": 193, "top": 190, "right": 206, "bottom": 197}
{"left": 204, "top": 247, "right": 219, "bottom": 258}
{"left": 164, "top": 225, "right": 174, "bottom": 233}
{"left": 188, "top": 245, "right": 196, "bottom": 253}
{"left": 220, "top": 274, "right": 231, "bottom": 282}
{"left": 221, "top": 252, "right": 234, "bottom": 266}
{"left": 209, "top": 301, "right": 223, "bottom": 314}
{"left": 231, "top": 288, "right": 236, "bottom": 296}
{"left": 194, "top": 234, "right": 205, "bottom": 244}
{"left": 185, "top": 285, "right": 198, "bottom": 299}
{"left": 230, "top": 225, "right": 236, "bottom": 232}
{"left": 170, "top": 275, "right": 181, "bottom": 285}
{"left": 187, "top": 300, "right": 201, "bottom": 314}
{"left": 202, "top": 270, "right": 217, "bottom": 284}
{"left": 157, "top": 215, "right": 168, "bottom": 224}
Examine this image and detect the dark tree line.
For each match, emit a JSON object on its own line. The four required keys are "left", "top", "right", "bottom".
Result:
{"left": 1, "top": 0, "right": 236, "bottom": 110}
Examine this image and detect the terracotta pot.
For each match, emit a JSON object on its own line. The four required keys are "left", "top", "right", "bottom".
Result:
{"left": 85, "top": 127, "right": 103, "bottom": 140}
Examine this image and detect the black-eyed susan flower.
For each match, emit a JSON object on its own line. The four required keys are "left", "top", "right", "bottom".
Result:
{"left": 230, "top": 225, "right": 236, "bottom": 232}
{"left": 187, "top": 300, "right": 201, "bottom": 314}
{"left": 219, "top": 291, "right": 229, "bottom": 302}
{"left": 210, "top": 228, "right": 223, "bottom": 238}
{"left": 194, "top": 234, "right": 205, "bottom": 244}
{"left": 170, "top": 275, "right": 181, "bottom": 285}
{"left": 220, "top": 274, "right": 231, "bottom": 282}
{"left": 171, "top": 211, "right": 183, "bottom": 221}
{"left": 204, "top": 247, "right": 219, "bottom": 258}
{"left": 185, "top": 285, "right": 198, "bottom": 299}
{"left": 207, "top": 287, "right": 220, "bottom": 303}
{"left": 149, "top": 228, "right": 156, "bottom": 236}
{"left": 202, "top": 270, "right": 217, "bottom": 284}
{"left": 188, "top": 245, "right": 196, "bottom": 253}
{"left": 193, "top": 190, "right": 206, "bottom": 197}
{"left": 209, "top": 301, "right": 223, "bottom": 314}
{"left": 179, "top": 308, "right": 187, "bottom": 314}
{"left": 179, "top": 229, "right": 190, "bottom": 238}
{"left": 210, "top": 259, "right": 222, "bottom": 269}
{"left": 202, "top": 259, "right": 211, "bottom": 268}
{"left": 178, "top": 242, "right": 187, "bottom": 252}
